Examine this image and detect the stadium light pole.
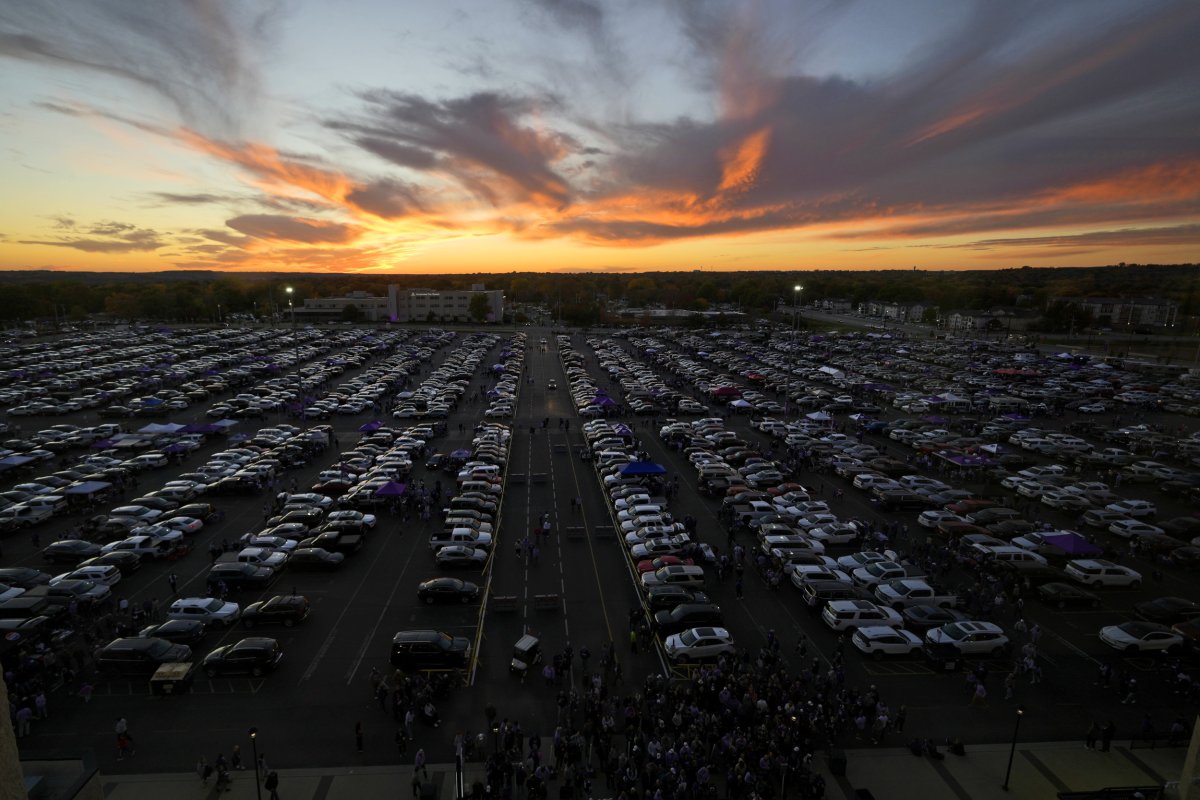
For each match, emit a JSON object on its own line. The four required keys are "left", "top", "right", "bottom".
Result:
{"left": 1001, "top": 705, "right": 1025, "bottom": 791}
{"left": 285, "top": 286, "right": 297, "bottom": 364}
{"left": 249, "top": 727, "right": 262, "bottom": 800}
{"left": 793, "top": 284, "right": 803, "bottom": 342}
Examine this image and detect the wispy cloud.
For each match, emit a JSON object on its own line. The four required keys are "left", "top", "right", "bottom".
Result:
{"left": 20, "top": 219, "right": 166, "bottom": 252}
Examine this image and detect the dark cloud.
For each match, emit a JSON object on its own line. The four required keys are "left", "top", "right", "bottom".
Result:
{"left": 148, "top": 191, "right": 233, "bottom": 205}
{"left": 0, "top": 1, "right": 281, "bottom": 135}
{"left": 336, "top": 90, "right": 575, "bottom": 208}
{"left": 345, "top": 179, "right": 426, "bottom": 220}
{"left": 20, "top": 223, "right": 165, "bottom": 253}
{"left": 225, "top": 214, "right": 362, "bottom": 244}
{"left": 959, "top": 224, "right": 1200, "bottom": 252}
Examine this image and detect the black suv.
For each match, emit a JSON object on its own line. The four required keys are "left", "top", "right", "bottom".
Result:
{"left": 202, "top": 637, "right": 282, "bottom": 677}
{"left": 241, "top": 595, "right": 310, "bottom": 629}
{"left": 653, "top": 603, "right": 724, "bottom": 636}
{"left": 800, "top": 582, "right": 874, "bottom": 613}
{"left": 390, "top": 630, "right": 471, "bottom": 670}
{"left": 207, "top": 562, "right": 274, "bottom": 591}
{"left": 95, "top": 637, "right": 193, "bottom": 675}
{"left": 646, "top": 585, "right": 711, "bottom": 612}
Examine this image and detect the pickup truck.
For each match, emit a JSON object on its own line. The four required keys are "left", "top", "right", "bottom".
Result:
{"left": 429, "top": 529, "right": 492, "bottom": 552}
{"left": 218, "top": 547, "right": 288, "bottom": 570}
{"left": 850, "top": 561, "right": 926, "bottom": 588}
{"left": 873, "top": 579, "right": 958, "bottom": 610}
{"left": 298, "top": 531, "right": 364, "bottom": 555}
{"left": 728, "top": 500, "right": 778, "bottom": 528}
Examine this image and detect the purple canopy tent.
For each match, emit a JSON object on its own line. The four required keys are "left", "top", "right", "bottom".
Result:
{"left": 619, "top": 461, "right": 667, "bottom": 476}
{"left": 373, "top": 481, "right": 408, "bottom": 497}
{"left": 1041, "top": 532, "right": 1103, "bottom": 556}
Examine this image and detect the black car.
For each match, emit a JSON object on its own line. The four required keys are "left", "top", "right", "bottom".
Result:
{"left": 95, "top": 637, "right": 192, "bottom": 675}
{"left": 130, "top": 496, "right": 178, "bottom": 512}
{"left": 209, "top": 476, "right": 262, "bottom": 495}
{"left": 79, "top": 551, "right": 142, "bottom": 576}
{"left": 1036, "top": 582, "right": 1101, "bottom": 609}
{"left": 390, "top": 629, "right": 471, "bottom": 670}
{"left": 42, "top": 540, "right": 103, "bottom": 565}
{"left": 1134, "top": 597, "right": 1200, "bottom": 626}
{"left": 646, "top": 585, "right": 712, "bottom": 612}
{"left": 425, "top": 453, "right": 447, "bottom": 470}
{"left": 138, "top": 619, "right": 207, "bottom": 646}
{"left": 202, "top": 637, "right": 282, "bottom": 677}
{"left": 901, "top": 605, "right": 969, "bottom": 632}
{"left": 206, "top": 562, "right": 274, "bottom": 591}
{"left": 873, "top": 489, "right": 933, "bottom": 511}
{"left": 241, "top": 595, "right": 310, "bottom": 628}
{"left": 652, "top": 603, "right": 724, "bottom": 636}
{"left": 0, "top": 567, "right": 52, "bottom": 589}
{"left": 287, "top": 547, "right": 345, "bottom": 571}
{"left": 417, "top": 577, "right": 480, "bottom": 605}
{"left": 170, "top": 503, "right": 218, "bottom": 522}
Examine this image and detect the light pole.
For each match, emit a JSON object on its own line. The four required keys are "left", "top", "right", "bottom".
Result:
{"left": 1001, "top": 705, "right": 1025, "bottom": 791}
{"left": 285, "top": 286, "right": 297, "bottom": 364}
{"left": 793, "top": 284, "right": 803, "bottom": 342}
{"left": 249, "top": 727, "right": 263, "bottom": 800}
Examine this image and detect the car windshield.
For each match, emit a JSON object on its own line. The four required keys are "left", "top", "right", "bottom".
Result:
{"left": 435, "top": 633, "right": 454, "bottom": 650}
{"left": 147, "top": 639, "right": 171, "bottom": 657}
{"left": 679, "top": 629, "right": 699, "bottom": 646}
{"left": 940, "top": 625, "right": 968, "bottom": 641}
{"left": 204, "top": 599, "right": 224, "bottom": 612}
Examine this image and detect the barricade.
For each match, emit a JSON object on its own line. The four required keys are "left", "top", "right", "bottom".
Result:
{"left": 490, "top": 595, "right": 519, "bottom": 612}
{"left": 533, "top": 594, "right": 560, "bottom": 611}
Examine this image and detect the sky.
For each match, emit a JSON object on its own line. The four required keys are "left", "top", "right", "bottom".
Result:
{"left": 0, "top": 0, "right": 1198, "bottom": 274}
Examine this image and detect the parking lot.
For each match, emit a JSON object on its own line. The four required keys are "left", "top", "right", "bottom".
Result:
{"left": 3, "top": 321, "right": 1199, "bottom": 777}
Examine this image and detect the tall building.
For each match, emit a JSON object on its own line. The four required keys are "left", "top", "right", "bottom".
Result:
{"left": 1064, "top": 297, "right": 1179, "bottom": 329}
{"left": 387, "top": 285, "right": 504, "bottom": 323}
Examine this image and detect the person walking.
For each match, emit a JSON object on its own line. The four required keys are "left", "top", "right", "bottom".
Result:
{"left": 198, "top": 756, "right": 212, "bottom": 784}
{"left": 1085, "top": 722, "right": 1100, "bottom": 750}
{"left": 231, "top": 744, "right": 243, "bottom": 770}
{"left": 168, "top": 572, "right": 178, "bottom": 595}
{"left": 1100, "top": 720, "right": 1116, "bottom": 752}
{"left": 264, "top": 770, "right": 280, "bottom": 800}
{"left": 415, "top": 748, "right": 429, "bottom": 781}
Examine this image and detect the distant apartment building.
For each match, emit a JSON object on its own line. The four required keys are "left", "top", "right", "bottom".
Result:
{"left": 298, "top": 290, "right": 389, "bottom": 321}
{"left": 861, "top": 301, "right": 926, "bottom": 321}
{"left": 1064, "top": 297, "right": 1179, "bottom": 329}
{"left": 386, "top": 284, "right": 504, "bottom": 323}
{"left": 947, "top": 308, "right": 1039, "bottom": 333}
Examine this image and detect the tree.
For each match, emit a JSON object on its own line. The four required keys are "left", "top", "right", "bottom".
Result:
{"left": 469, "top": 294, "right": 490, "bottom": 322}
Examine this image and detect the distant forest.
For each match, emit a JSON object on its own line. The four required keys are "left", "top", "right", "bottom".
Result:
{"left": 0, "top": 264, "right": 1196, "bottom": 326}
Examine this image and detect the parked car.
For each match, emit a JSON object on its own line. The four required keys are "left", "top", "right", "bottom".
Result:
{"left": 1099, "top": 622, "right": 1185, "bottom": 654}
{"left": 925, "top": 621, "right": 1010, "bottom": 656}
{"left": 663, "top": 626, "right": 735, "bottom": 662}
{"left": 202, "top": 637, "right": 283, "bottom": 677}
{"left": 241, "top": 595, "right": 310, "bottom": 628}
{"left": 851, "top": 626, "right": 923, "bottom": 659}
{"left": 94, "top": 637, "right": 192, "bottom": 675}
{"left": 416, "top": 577, "right": 480, "bottom": 605}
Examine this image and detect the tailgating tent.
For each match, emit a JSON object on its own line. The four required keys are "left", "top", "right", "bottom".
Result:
{"left": 211, "top": 420, "right": 239, "bottom": 429}
{"left": 181, "top": 423, "right": 220, "bottom": 434}
{"left": 730, "top": 399, "right": 753, "bottom": 408}
{"left": 0, "top": 455, "right": 36, "bottom": 472}
{"left": 64, "top": 480, "right": 112, "bottom": 496}
{"left": 449, "top": 449, "right": 472, "bottom": 459}
{"left": 591, "top": 396, "right": 616, "bottom": 406}
{"left": 358, "top": 420, "right": 383, "bottom": 432}
{"left": 619, "top": 461, "right": 667, "bottom": 476}
{"left": 1041, "top": 532, "right": 1103, "bottom": 556}
{"left": 138, "top": 422, "right": 186, "bottom": 434}
{"left": 806, "top": 411, "right": 832, "bottom": 421}
{"left": 373, "top": 481, "right": 407, "bottom": 496}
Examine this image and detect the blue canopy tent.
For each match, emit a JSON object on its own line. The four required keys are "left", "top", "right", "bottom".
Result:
{"left": 619, "top": 461, "right": 667, "bottom": 476}
{"left": 64, "top": 480, "right": 112, "bottom": 495}
{"left": 1041, "top": 532, "right": 1103, "bottom": 557}
{"left": 374, "top": 481, "right": 408, "bottom": 497}
{"left": 358, "top": 420, "right": 383, "bottom": 432}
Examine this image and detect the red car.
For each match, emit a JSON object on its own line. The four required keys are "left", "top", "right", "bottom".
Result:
{"left": 767, "top": 482, "right": 808, "bottom": 497}
{"left": 636, "top": 555, "right": 695, "bottom": 574}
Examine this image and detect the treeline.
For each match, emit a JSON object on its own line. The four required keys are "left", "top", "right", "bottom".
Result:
{"left": 0, "top": 264, "right": 1196, "bottom": 324}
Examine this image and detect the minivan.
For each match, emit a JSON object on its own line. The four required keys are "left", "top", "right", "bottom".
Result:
{"left": 390, "top": 629, "right": 472, "bottom": 670}
{"left": 640, "top": 565, "right": 706, "bottom": 591}
{"left": 970, "top": 544, "right": 1048, "bottom": 566}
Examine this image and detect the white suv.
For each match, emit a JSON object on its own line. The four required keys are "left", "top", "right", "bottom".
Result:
{"left": 1064, "top": 559, "right": 1142, "bottom": 588}
{"left": 852, "top": 626, "right": 923, "bottom": 659}
{"left": 925, "top": 621, "right": 1009, "bottom": 656}
{"left": 167, "top": 597, "right": 241, "bottom": 627}
{"left": 821, "top": 600, "right": 903, "bottom": 631}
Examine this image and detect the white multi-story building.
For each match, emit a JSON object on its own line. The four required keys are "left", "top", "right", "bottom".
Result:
{"left": 386, "top": 284, "right": 504, "bottom": 323}
{"left": 1064, "top": 297, "right": 1178, "bottom": 329}
{"left": 298, "top": 291, "right": 389, "bottom": 321}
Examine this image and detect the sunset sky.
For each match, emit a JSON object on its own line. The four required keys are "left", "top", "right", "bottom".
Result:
{"left": 1, "top": 0, "right": 1198, "bottom": 274}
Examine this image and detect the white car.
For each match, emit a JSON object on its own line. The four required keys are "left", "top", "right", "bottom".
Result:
{"left": 837, "top": 551, "right": 896, "bottom": 571}
{"left": 1108, "top": 520, "right": 1165, "bottom": 539}
{"left": 852, "top": 626, "right": 923, "bottom": 659}
{"left": 240, "top": 534, "right": 298, "bottom": 552}
{"left": 167, "top": 597, "right": 241, "bottom": 627}
{"left": 52, "top": 565, "right": 121, "bottom": 586}
{"left": 1099, "top": 622, "right": 1185, "bottom": 654}
{"left": 109, "top": 505, "right": 164, "bottom": 523}
{"left": 807, "top": 524, "right": 861, "bottom": 546}
{"left": 1105, "top": 500, "right": 1157, "bottom": 519}
{"left": 918, "top": 510, "right": 964, "bottom": 529}
{"left": 788, "top": 565, "right": 852, "bottom": 589}
{"left": 1064, "top": 559, "right": 1142, "bottom": 588}
{"left": 326, "top": 510, "right": 377, "bottom": 528}
{"left": 821, "top": 600, "right": 903, "bottom": 631}
{"left": 161, "top": 516, "right": 204, "bottom": 535}
{"left": 663, "top": 627, "right": 735, "bottom": 662}
{"left": 125, "top": 452, "right": 169, "bottom": 470}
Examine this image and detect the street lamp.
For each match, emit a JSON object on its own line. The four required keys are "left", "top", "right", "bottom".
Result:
{"left": 793, "top": 285, "right": 803, "bottom": 342}
{"left": 249, "top": 727, "right": 263, "bottom": 800}
{"left": 1001, "top": 705, "right": 1025, "bottom": 791}
{"left": 285, "top": 286, "right": 297, "bottom": 364}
